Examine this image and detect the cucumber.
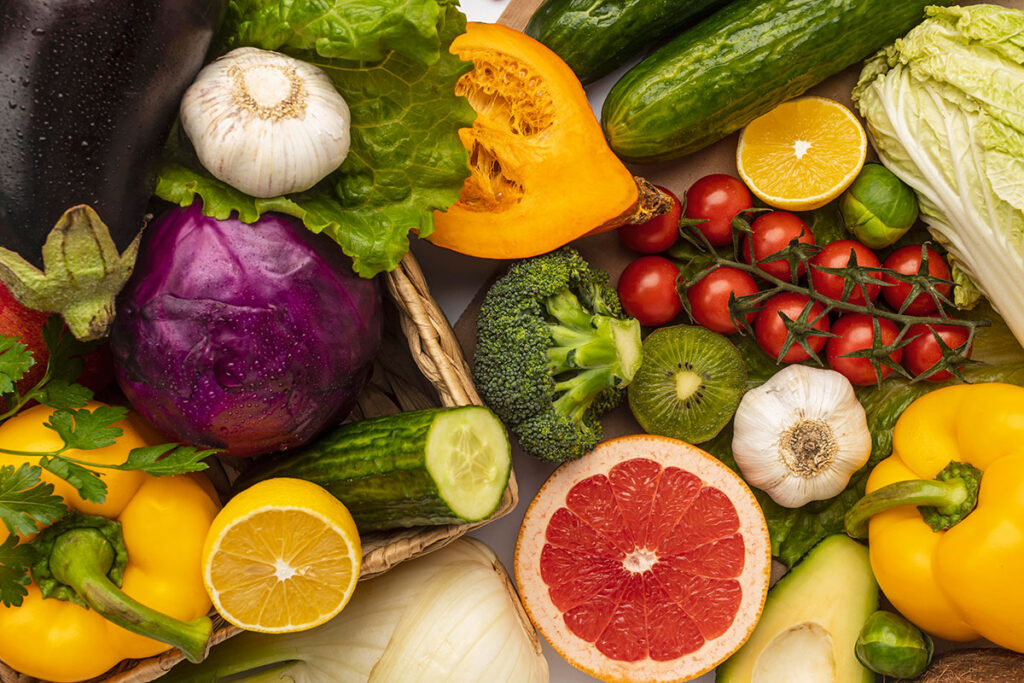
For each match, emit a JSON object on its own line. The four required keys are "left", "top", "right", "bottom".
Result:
{"left": 240, "top": 407, "right": 511, "bottom": 532}
{"left": 601, "top": 0, "right": 951, "bottom": 162}
{"left": 525, "top": 0, "right": 730, "bottom": 85}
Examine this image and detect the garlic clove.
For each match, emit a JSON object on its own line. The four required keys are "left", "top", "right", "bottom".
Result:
{"left": 732, "top": 365, "right": 871, "bottom": 508}
{"left": 180, "top": 47, "right": 351, "bottom": 199}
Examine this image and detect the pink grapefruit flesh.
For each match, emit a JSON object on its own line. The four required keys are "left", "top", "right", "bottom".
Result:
{"left": 515, "top": 435, "right": 771, "bottom": 683}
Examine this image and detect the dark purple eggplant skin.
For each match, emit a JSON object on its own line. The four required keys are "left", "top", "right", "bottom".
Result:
{"left": 0, "top": 0, "right": 225, "bottom": 268}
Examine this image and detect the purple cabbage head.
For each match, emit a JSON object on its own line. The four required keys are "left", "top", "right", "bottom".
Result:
{"left": 111, "top": 203, "right": 382, "bottom": 457}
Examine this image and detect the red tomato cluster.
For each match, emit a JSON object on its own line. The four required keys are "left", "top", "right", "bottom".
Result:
{"left": 615, "top": 174, "right": 971, "bottom": 385}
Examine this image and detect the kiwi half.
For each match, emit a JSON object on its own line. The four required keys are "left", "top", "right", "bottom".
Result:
{"left": 628, "top": 325, "right": 746, "bottom": 444}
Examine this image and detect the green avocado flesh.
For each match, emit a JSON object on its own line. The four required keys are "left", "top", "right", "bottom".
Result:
{"left": 717, "top": 535, "right": 878, "bottom": 683}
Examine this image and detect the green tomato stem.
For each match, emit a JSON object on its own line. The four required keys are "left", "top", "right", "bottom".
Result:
{"left": 47, "top": 527, "right": 212, "bottom": 663}
{"left": 710, "top": 253, "right": 980, "bottom": 330}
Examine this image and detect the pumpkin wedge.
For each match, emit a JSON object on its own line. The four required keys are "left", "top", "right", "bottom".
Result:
{"left": 429, "top": 22, "right": 664, "bottom": 259}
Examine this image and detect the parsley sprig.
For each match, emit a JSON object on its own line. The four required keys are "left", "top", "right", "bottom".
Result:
{"left": 0, "top": 317, "right": 218, "bottom": 606}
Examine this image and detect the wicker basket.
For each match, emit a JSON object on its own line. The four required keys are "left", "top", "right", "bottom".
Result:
{"left": 0, "top": 252, "right": 518, "bottom": 683}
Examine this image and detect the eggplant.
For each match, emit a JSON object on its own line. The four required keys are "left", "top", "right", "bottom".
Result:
{"left": 0, "top": 0, "right": 225, "bottom": 339}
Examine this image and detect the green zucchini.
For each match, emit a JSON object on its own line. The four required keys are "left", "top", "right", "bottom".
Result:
{"left": 525, "top": 0, "right": 730, "bottom": 85}
{"left": 601, "top": 0, "right": 951, "bottom": 162}
{"left": 239, "top": 407, "right": 511, "bottom": 532}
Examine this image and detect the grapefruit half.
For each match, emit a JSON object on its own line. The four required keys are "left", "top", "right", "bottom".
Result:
{"left": 515, "top": 435, "right": 771, "bottom": 682}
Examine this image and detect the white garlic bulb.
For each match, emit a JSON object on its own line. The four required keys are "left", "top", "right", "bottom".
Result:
{"left": 180, "top": 47, "right": 351, "bottom": 198}
{"left": 731, "top": 365, "right": 871, "bottom": 508}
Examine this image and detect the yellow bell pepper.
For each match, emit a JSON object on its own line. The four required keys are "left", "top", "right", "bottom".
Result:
{"left": 845, "top": 383, "right": 1024, "bottom": 652}
{"left": 0, "top": 402, "right": 221, "bottom": 682}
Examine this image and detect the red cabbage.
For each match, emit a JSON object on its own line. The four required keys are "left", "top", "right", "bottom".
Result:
{"left": 111, "top": 203, "right": 382, "bottom": 457}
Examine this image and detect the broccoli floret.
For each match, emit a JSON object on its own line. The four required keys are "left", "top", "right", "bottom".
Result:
{"left": 473, "top": 248, "right": 643, "bottom": 462}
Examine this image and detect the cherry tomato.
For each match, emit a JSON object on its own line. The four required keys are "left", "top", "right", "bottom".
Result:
{"left": 903, "top": 324, "right": 972, "bottom": 382}
{"left": 686, "top": 266, "right": 760, "bottom": 334}
{"left": 619, "top": 185, "right": 683, "bottom": 254}
{"left": 618, "top": 256, "right": 683, "bottom": 326}
{"left": 881, "top": 245, "right": 952, "bottom": 316}
{"left": 683, "top": 174, "right": 753, "bottom": 247}
{"left": 754, "top": 292, "right": 830, "bottom": 363}
{"left": 809, "top": 240, "right": 882, "bottom": 305}
{"left": 743, "top": 211, "right": 816, "bottom": 282}
{"left": 826, "top": 314, "right": 902, "bottom": 385}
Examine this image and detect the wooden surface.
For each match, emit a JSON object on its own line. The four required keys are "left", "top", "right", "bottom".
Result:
{"left": 498, "top": 0, "right": 545, "bottom": 29}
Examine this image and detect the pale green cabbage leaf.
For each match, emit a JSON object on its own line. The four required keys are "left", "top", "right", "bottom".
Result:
{"left": 853, "top": 4, "right": 1024, "bottom": 338}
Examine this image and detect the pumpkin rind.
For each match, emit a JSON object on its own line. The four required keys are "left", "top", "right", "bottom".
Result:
{"left": 429, "top": 22, "right": 642, "bottom": 259}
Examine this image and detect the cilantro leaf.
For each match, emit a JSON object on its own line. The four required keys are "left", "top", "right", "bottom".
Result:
{"left": 0, "top": 464, "right": 66, "bottom": 537}
{"left": 36, "top": 380, "right": 93, "bottom": 411}
{"left": 223, "top": 0, "right": 446, "bottom": 65}
{"left": 110, "top": 445, "right": 216, "bottom": 477}
{"left": 156, "top": 4, "right": 474, "bottom": 277}
{"left": 0, "top": 534, "right": 38, "bottom": 607}
{"left": 38, "top": 457, "right": 107, "bottom": 504}
{"left": 45, "top": 406, "right": 126, "bottom": 451}
{"left": 0, "top": 535, "right": 39, "bottom": 606}
{"left": 0, "top": 337, "right": 34, "bottom": 395}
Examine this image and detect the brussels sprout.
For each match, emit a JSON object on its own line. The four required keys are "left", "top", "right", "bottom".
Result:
{"left": 840, "top": 163, "right": 919, "bottom": 248}
{"left": 855, "top": 610, "right": 934, "bottom": 678}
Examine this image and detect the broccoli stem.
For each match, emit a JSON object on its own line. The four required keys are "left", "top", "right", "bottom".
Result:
{"left": 548, "top": 333, "right": 624, "bottom": 374}
{"left": 545, "top": 289, "right": 595, "bottom": 331}
{"left": 553, "top": 367, "right": 619, "bottom": 421}
{"left": 542, "top": 288, "right": 643, "bottom": 423}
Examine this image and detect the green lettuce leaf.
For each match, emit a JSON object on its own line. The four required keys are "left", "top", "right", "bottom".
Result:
{"left": 703, "top": 306, "right": 1024, "bottom": 567}
{"left": 222, "top": 0, "right": 445, "bottom": 65}
{"left": 157, "top": 3, "right": 475, "bottom": 277}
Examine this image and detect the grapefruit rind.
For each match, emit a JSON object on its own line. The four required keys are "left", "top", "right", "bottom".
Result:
{"left": 514, "top": 434, "right": 771, "bottom": 683}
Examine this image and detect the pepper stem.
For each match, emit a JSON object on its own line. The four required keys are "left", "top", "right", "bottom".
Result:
{"left": 845, "top": 461, "right": 983, "bottom": 538}
{"left": 38, "top": 518, "right": 212, "bottom": 663}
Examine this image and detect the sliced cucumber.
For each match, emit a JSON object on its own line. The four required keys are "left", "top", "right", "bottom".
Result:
{"left": 426, "top": 407, "right": 511, "bottom": 523}
{"left": 239, "top": 406, "right": 512, "bottom": 532}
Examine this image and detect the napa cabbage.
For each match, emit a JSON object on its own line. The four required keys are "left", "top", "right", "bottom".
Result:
{"left": 853, "top": 4, "right": 1024, "bottom": 343}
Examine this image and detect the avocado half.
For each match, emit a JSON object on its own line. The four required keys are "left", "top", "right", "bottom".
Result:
{"left": 717, "top": 535, "right": 879, "bottom": 682}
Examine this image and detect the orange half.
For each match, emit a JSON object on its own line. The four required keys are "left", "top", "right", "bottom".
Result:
{"left": 737, "top": 96, "right": 867, "bottom": 212}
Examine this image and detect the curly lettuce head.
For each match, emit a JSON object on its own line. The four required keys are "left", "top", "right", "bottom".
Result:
{"left": 853, "top": 4, "right": 1024, "bottom": 331}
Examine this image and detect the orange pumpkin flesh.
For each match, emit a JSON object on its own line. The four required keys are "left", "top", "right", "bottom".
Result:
{"left": 429, "top": 22, "right": 652, "bottom": 259}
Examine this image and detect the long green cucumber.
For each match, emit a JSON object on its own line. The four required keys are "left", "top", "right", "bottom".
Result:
{"left": 601, "top": 0, "right": 951, "bottom": 162}
{"left": 239, "top": 407, "right": 511, "bottom": 532}
{"left": 525, "top": 0, "right": 731, "bottom": 85}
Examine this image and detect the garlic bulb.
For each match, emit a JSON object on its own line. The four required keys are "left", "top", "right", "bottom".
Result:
{"left": 732, "top": 365, "right": 871, "bottom": 508}
{"left": 180, "top": 47, "right": 351, "bottom": 198}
